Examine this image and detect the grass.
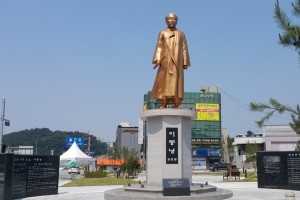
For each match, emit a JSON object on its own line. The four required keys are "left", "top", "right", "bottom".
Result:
{"left": 62, "top": 176, "right": 138, "bottom": 187}
{"left": 195, "top": 171, "right": 258, "bottom": 182}
{"left": 233, "top": 172, "right": 257, "bottom": 182}
{"left": 62, "top": 171, "right": 257, "bottom": 187}
{"left": 197, "top": 172, "right": 223, "bottom": 176}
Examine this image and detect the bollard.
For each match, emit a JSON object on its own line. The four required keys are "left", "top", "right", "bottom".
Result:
{"left": 243, "top": 167, "right": 244, "bottom": 174}
{"left": 285, "top": 192, "right": 295, "bottom": 200}
{"left": 245, "top": 169, "right": 247, "bottom": 178}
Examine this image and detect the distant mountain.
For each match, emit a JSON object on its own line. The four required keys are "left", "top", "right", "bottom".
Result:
{"left": 3, "top": 128, "right": 108, "bottom": 156}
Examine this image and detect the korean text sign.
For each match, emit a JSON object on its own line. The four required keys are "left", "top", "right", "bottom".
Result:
{"left": 166, "top": 128, "right": 178, "bottom": 164}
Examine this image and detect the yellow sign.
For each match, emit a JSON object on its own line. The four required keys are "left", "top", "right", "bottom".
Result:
{"left": 143, "top": 104, "right": 148, "bottom": 110}
{"left": 195, "top": 103, "right": 219, "bottom": 121}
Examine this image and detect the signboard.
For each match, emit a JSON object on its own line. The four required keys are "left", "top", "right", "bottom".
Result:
{"left": 166, "top": 128, "right": 178, "bottom": 164}
{"left": 257, "top": 151, "right": 300, "bottom": 191}
{"left": 207, "top": 149, "right": 221, "bottom": 156}
{"left": 192, "top": 150, "right": 207, "bottom": 156}
{"left": 66, "top": 136, "right": 85, "bottom": 148}
{"left": 5, "top": 120, "right": 10, "bottom": 126}
{"left": 138, "top": 118, "right": 143, "bottom": 144}
{"left": 192, "top": 138, "right": 220, "bottom": 145}
{"left": 195, "top": 103, "right": 219, "bottom": 121}
{"left": 162, "top": 178, "right": 190, "bottom": 196}
{"left": 192, "top": 158, "right": 206, "bottom": 169}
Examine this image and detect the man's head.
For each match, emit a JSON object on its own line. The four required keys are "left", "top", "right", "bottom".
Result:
{"left": 165, "top": 13, "right": 178, "bottom": 29}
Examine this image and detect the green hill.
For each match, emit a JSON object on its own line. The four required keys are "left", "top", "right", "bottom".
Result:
{"left": 3, "top": 128, "right": 108, "bottom": 156}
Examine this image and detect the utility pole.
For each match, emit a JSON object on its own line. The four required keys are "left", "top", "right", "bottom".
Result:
{"left": 0, "top": 97, "right": 6, "bottom": 152}
{"left": 88, "top": 136, "right": 91, "bottom": 154}
{"left": 36, "top": 140, "right": 37, "bottom": 155}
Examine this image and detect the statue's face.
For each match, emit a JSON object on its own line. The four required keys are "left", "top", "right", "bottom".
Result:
{"left": 166, "top": 14, "right": 177, "bottom": 29}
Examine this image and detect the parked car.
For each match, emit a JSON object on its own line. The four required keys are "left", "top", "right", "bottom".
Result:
{"left": 211, "top": 163, "right": 237, "bottom": 172}
{"left": 209, "top": 162, "right": 220, "bottom": 171}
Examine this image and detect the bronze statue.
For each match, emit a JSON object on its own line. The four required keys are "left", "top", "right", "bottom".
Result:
{"left": 151, "top": 13, "right": 191, "bottom": 109}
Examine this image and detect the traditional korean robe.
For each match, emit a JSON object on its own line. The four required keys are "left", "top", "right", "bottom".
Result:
{"left": 151, "top": 28, "right": 191, "bottom": 100}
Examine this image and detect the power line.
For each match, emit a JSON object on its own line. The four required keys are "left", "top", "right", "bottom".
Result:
{"left": 221, "top": 88, "right": 291, "bottom": 121}
{"left": 222, "top": 118, "right": 239, "bottom": 136}
{"left": 222, "top": 106, "right": 259, "bottom": 127}
{"left": 221, "top": 88, "right": 261, "bottom": 119}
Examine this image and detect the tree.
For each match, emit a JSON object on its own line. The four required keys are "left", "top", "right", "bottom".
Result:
{"left": 89, "top": 135, "right": 108, "bottom": 156}
{"left": 220, "top": 135, "right": 234, "bottom": 163}
{"left": 119, "top": 147, "right": 139, "bottom": 177}
{"left": 3, "top": 128, "right": 108, "bottom": 156}
{"left": 246, "top": 130, "right": 254, "bottom": 137}
{"left": 107, "top": 142, "right": 121, "bottom": 160}
{"left": 294, "top": 140, "right": 300, "bottom": 151}
{"left": 274, "top": 0, "right": 300, "bottom": 57}
{"left": 249, "top": 1, "right": 300, "bottom": 134}
{"left": 244, "top": 141, "right": 260, "bottom": 171}
{"left": 249, "top": 98, "right": 300, "bottom": 134}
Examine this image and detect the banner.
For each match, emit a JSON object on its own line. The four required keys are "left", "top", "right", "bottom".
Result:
{"left": 195, "top": 103, "right": 220, "bottom": 121}
{"left": 138, "top": 118, "right": 144, "bottom": 144}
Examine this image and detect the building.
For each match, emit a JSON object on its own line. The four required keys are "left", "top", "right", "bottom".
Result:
{"left": 232, "top": 124, "right": 300, "bottom": 168}
{"left": 5, "top": 146, "right": 34, "bottom": 155}
{"left": 143, "top": 86, "right": 222, "bottom": 169}
{"left": 232, "top": 133, "right": 265, "bottom": 168}
{"left": 115, "top": 122, "right": 142, "bottom": 159}
{"left": 264, "top": 125, "right": 300, "bottom": 151}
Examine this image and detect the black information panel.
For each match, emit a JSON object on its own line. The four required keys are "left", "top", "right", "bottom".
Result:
{"left": 0, "top": 153, "right": 14, "bottom": 200}
{"left": 166, "top": 128, "right": 178, "bottom": 164}
{"left": 257, "top": 151, "right": 300, "bottom": 191}
{"left": 12, "top": 155, "right": 59, "bottom": 199}
{"left": 0, "top": 154, "right": 6, "bottom": 200}
{"left": 162, "top": 178, "right": 190, "bottom": 196}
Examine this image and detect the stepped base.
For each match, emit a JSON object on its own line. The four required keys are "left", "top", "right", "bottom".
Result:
{"left": 104, "top": 183, "right": 233, "bottom": 200}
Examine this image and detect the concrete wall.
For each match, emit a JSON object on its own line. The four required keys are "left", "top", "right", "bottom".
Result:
{"left": 233, "top": 137, "right": 265, "bottom": 145}
{"left": 264, "top": 125, "right": 300, "bottom": 151}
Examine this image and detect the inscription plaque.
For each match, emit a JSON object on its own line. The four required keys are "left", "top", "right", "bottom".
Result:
{"left": 162, "top": 178, "right": 190, "bottom": 196}
{"left": 12, "top": 155, "right": 59, "bottom": 199}
{"left": 287, "top": 153, "right": 300, "bottom": 185}
{"left": 0, "top": 153, "right": 14, "bottom": 200}
{"left": 257, "top": 151, "right": 300, "bottom": 191}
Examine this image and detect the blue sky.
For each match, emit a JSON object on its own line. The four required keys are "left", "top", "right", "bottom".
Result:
{"left": 1, "top": 1, "right": 300, "bottom": 143}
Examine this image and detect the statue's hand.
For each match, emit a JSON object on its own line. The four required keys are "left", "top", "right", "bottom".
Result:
{"left": 183, "top": 65, "right": 188, "bottom": 69}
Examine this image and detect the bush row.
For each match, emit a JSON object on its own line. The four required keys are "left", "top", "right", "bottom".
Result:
{"left": 84, "top": 170, "right": 108, "bottom": 178}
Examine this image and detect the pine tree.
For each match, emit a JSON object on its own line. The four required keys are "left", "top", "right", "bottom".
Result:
{"left": 248, "top": 1, "right": 300, "bottom": 135}
{"left": 250, "top": 98, "right": 300, "bottom": 134}
{"left": 274, "top": 0, "right": 300, "bottom": 57}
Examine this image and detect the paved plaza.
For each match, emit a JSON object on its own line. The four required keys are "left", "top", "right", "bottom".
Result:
{"left": 17, "top": 171, "right": 300, "bottom": 200}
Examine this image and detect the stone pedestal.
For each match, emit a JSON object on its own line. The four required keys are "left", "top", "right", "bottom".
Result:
{"left": 140, "top": 109, "right": 196, "bottom": 187}
{"left": 104, "top": 109, "right": 233, "bottom": 200}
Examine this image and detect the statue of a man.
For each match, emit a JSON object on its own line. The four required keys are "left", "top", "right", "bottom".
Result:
{"left": 151, "top": 13, "right": 191, "bottom": 109}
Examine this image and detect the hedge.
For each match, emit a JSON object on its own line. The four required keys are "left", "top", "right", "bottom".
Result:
{"left": 84, "top": 170, "right": 108, "bottom": 178}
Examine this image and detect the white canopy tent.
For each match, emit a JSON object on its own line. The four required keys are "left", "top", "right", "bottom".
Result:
{"left": 60, "top": 141, "right": 92, "bottom": 161}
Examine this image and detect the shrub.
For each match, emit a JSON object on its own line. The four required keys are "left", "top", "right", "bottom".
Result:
{"left": 84, "top": 170, "right": 107, "bottom": 178}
